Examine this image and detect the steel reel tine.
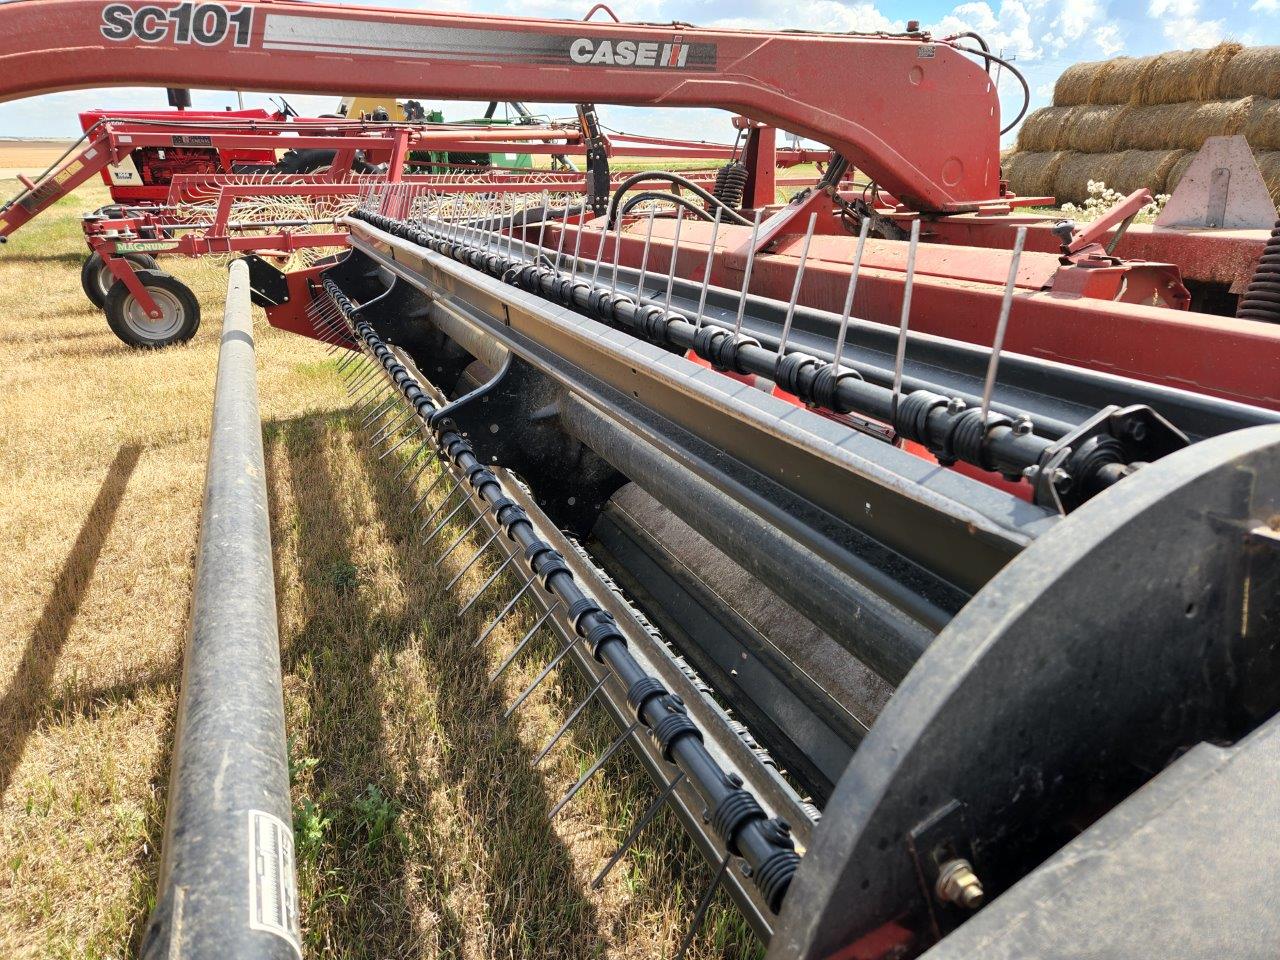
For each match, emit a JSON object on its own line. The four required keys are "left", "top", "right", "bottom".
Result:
{"left": 833, "top": 216, "right": 871, "bottom": 371}
{"left": 345, "top": 363, "right": 378, "bottom": 393}
{"left": 360, "top": 394, "right": 398, "bottom": 428}
{"left": 672, "top": 853, "right": 733, "bottom": 960}
{"left": 590, "top": 210, "right": 610, "bottom": 286}
{"left": 733, "top": 209, "right": 765, "bottom": 337}
{"left": 609, "top": 208, "right": 625, "bottom": 292}
{"left": 553, "top": 202, "right": 571, "bottom": 269}
{"left": 355, "top": 389, "right": 394, "bottom": 424}
{"left": 592, "top": 772, "right": 686, "bottom": 888}
{"left": 444, "top": 527, "right": 503, "bottom": 589}
{"left": 369, "top": 408, "right": 411, "bottom": 445}
{"left": 422, "top": 487, "right": 478, "bottom": 545}
{"left": 474, "top": 574, "right": 535, "bottom": 650}
{"left": 891, "top": 218, "right": 922, "bottom": 425}
{"left": 503, "top": 631, "right": 576, "bottom": 719}
{"left": 534, "top": 192, "right": 549, "bottom": 262}
{"left": 569, "top": 205, "right": 585, "bottom": 281}
{"left": 546, "top": 720, "right": 640, "bottom": 821}
{"left": 693, "top": 207, "right": 723, "bottom": 331}
{"left": 412, "top": 471, "right": 457, "bottom": 517}
{"left": 457, "top": 553, "right": 516, "bottom": 617}
{"left": 434, "top": 511, "right": 488, "bottom": 567}
{"left": 534, "top": 675, "right": 607, "bottom": 766}
{"left": 777, "top": 211, "right": 818, "bottom": 358}
{"left": 636, "top": 208, "right": 657, "bottom": 304}
{"left": 392, "top": 441, "right": 432, "bottom": 481}
{"left": 400, "top": 449, "right": 437, "bottom": 494}
{"left": 981, "top": 225, "right": 1027, "bottom": 423}
{"left": 378, "top": 427, "right": 417, "bottom": 461}
{"left": 494, "top": 602, "right": 562, "bottom": 690}
{"left": 663, "top": 206, "right": 685, "bottom": 314}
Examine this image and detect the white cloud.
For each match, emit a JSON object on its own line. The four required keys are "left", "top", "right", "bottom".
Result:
{"left": 1252, "top": 0, "right": 1278, "bottom": 13}
{"left": 1147, "top": 0, "right": 1224, "bottom": 46}
{"left": 931, "top": 0, "right": 1039, "bottom": 61}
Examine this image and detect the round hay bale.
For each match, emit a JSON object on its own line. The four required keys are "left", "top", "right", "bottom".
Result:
{"left": 1140, "top": 42, "right": 1242, "bottom": 104}
{"left": 1108, "top": 149, "right": 1187, "bottom": 196}
{"left": 1053, "top": 152, "right": 1123, "bottom": 203}
{"left": 1220, "top": 46, "right": 1280, "bottom": 99}
{"left": 1003, "top": 151, "right": 1067, "bottom": 198}
{"left": 1061, "top": 104, "right": 1130, "bottom": 152}
{"left": 1090, "top": 56, "right": 1152, "bottom": 105}
{"left": 1054, "top": 61, "right": 1103, "bottom": 106}
{"left": 1254, "top": 151, "right": 1280, "bottom": 202}
{"left": 1122, "top": 98, "right": 1254, "bottom": 151}
{"left": 1167, "top": 151, "right": 1197, "bottom": 192}
{"left": 1245, "top": 98, "right": 1280, "bottom": 151}
{"left": 1016, "top": 105, "right": 1077, "bottom": 152}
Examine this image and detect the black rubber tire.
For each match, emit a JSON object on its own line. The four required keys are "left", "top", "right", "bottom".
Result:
{"left": 103, "top": 269, "right": 200, "bottom": 349}
{"left": 80, "top": 250, "right": 159, "bottom": 308}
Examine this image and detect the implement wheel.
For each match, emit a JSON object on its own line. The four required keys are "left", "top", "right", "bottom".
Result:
{"left": 104, "top": 270, "right": 200, "bottom": 349}
{"left": 81, "top": 250, "right": 159, "bottom": 308}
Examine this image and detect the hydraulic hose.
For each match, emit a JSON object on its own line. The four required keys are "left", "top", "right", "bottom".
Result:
{"left": 607, "top": 170, "right": 752, "bottom": 226}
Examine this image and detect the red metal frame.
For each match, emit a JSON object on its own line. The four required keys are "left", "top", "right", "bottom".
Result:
{"left": 0, "top": 0, "right": 1001, "bottom": 212}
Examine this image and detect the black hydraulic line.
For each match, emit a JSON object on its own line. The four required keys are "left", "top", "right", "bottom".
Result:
{"left": 322, "top": 277, "right": 802, "bottom": 913}
{"left": 952, "top": 43, "right": 1031, "bottom": 135}
{"left": 140, "top": 261, "right": 298, "bottom": 960}
{"left": 607, "top": 170, "right": 753, "bottom": 225}
{"left": 355, "top": 209, "right": 1153, "bottom": 508}
{"left": 620, "top": 190, "right": 723, "bottom": 222}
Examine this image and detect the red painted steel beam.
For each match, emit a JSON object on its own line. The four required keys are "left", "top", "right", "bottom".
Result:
{"left": 0, "top": 0, "right": 1001, "bottom": 211}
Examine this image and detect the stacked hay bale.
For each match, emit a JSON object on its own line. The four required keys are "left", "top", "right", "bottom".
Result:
{"left": 1006, "top": 43, "right": 1280, "bottom": 204}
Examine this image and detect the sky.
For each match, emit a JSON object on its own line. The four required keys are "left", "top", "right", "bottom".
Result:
{"left": 0, "top": 0, "right": 1273, "bottom": 145}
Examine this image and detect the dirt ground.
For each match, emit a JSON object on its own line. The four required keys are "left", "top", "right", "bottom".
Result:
{"left": 0, "top": 180, "right": 757, "bottom": 958}
{"left": 0, "top": 140, "right": 75, "bottom": 180}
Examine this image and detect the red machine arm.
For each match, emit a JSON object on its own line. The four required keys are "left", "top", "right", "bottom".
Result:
{"left": 0, "top": 0, "right": 1001, "bottom": 212}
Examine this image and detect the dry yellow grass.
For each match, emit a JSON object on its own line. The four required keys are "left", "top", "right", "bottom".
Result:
{"left": 0, "top": 180, "right": 757, "bottom": 958}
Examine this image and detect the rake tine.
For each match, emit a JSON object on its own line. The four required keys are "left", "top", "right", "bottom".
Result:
{"left": 609, "top": 208, "right": 625, "bottom": 292}
{"left": 422, "top": 489, "right": 479, "bottom": 547}
{"left": 504, "top": 634, "right": 581, "bottom": 716}
{"left": 553, "top": 202, "right": 571, "bottom": 269}
{"left": 832, "top": 217, "right": 871, "bottom": 371}
{"left": 445, "top": 527, "right": 503, "bottom": 589}
{"left": 488, "top": 604, "right": 560, "bottom": 686}
{"left": 546, "top": 720, "right": 641, "bottom": 821}
{"left": 392, "top": 441, "right": 432, "bottom": 481}
{"left": 341, "top": 358, "right": 373, "bottom": 385}
{"left": 360, "top": 394, "right": 398, "bottom": 428}
{"left": 411, "top": 471, "right": 455, "bottom": 516}
{"left": 635, "top": 208, "right": 657, "bottom": 304}
{"left": 378, "top": 427, "right": 418, "bottom": 461}
{"left": 693, "top": 207, "right": 722, "bottom": 331}
{"left": 981, "top": 226, "right": 1027, "bottom": 423}
{"left": 457, "top": 553, "right": 516, "bottom": 617}
{"left": 777, "top": 212, "right": 818, "bottom": 358}
{"left": 569, "top": 205, "right": 585, "bottom": 281}
{"left": 434, "top": 511, "right": 489, "bottom": 567}
{"left": 534, "top": 193, "right": 550, "bottom": 262}
{"left": 534, "top": 674, "right": 607, "bottom": 766}
{"left": 592, "top": 772, "right": 686, "bottom": 888}
{"left": 733, "top": 209, "right": 765, "bottom": 337}
{"left": 400, "top": 450, "right": 437, "bottom": 495}
{"left": 475, "top": 575, "right": 536, "bottom": 651}
{"left": 351, "top": 376, "right": 388, "bottom": 408}
{"left": 345, "top": 365, "right": 378, "bottom": 395}
{"left": 663, "top": 206, "right": 685, "bottom": 314}
{"left": 336, "top": 349, "right": 363, "bottom": 373}
{"left": 589, "top": 210, "right": 610, "bottom": 286}
{"left": 414, "top": 481, "right": 465, "bottom": 535}
{"left": 369, "top": 408, "right": 412, "bottom": 446}
{"left": 672, "top": 853, "right": 733, "bottom": 960}
{"left": 890, "top": 218, "right": 922, "bottom": 425}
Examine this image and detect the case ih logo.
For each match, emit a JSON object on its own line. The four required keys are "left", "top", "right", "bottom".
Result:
{"left": 100, "top": 2, "right": 254, "bottom": 45}
{"left": 569, "top": 38, "right": 696, "bottom": 68}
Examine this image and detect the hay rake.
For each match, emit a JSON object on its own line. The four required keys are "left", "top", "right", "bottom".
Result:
{"left": 4, "top": 1, "right": 1280, "bottom": 956}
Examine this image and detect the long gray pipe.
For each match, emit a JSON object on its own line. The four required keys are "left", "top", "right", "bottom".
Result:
{"left": 141, "top": 261, "right": 300, "bottom": 960}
